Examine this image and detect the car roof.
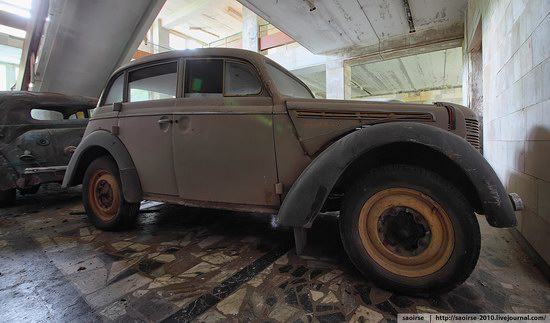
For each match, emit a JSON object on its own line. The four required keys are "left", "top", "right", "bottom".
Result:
{"left": 0, "top": 91, "right": 98, "bottom": 113}
{"left": 113, "top": 48, "right": 267, "bottom": 75}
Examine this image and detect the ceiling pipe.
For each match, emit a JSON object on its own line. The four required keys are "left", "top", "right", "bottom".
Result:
{"left": 402, "top": 0, "right": 416, "bottom": 33}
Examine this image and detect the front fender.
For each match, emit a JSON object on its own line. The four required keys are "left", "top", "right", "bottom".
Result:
{"left": 62, "top": 130, "right": 142, "bottom": 203}
{"left": 277, "top": 122, "right": 517, "bottom": 228}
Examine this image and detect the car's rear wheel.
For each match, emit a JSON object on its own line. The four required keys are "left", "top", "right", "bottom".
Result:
{"left": 340, "top": 164, "right": 480, "bottom": 295}
{"left": 82, "top": 156, "right": 139, "bottom": 230}
{"left": 0, "top": 188, "right": 16, "bottom": 207}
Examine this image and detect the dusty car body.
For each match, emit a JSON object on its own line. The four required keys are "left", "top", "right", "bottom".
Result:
{"left": 0, "top": 91, "right": 97, "bottom": 206}
{"left": 63, "top": 48, "right": 521, "bottom": 294}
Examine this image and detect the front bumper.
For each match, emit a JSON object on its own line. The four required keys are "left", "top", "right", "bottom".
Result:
{"left": 509, "top": 193, "right": 524, "bottom": 211}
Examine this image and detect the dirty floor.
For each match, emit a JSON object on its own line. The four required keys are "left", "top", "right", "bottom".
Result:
{"left": 0, "top": 185, "right": 549, "bottom": 322}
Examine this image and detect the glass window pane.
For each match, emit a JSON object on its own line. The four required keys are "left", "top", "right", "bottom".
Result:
{"left": 184, "top": 60, "right": 223, "bottom": 97}
{"left": 104, "top": 73, "right": 124, "bottom": 105}
{"left": 129, "top": 63, "right": 177, "bottom": 102}
{"left": 31, "top": 109, "right": 64, "bottom": 120}
{"left": 224, "top": 61, "right": 262, "bottom": 96}
{"left": 265, "top": 63, "right": 313, "bottom": 98}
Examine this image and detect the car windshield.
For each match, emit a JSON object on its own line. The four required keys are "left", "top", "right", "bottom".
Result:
{"left": 265, "top": 62, "right": 313, "bottom": 99}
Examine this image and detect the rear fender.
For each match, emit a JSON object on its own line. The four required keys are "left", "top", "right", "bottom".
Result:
{"left": 62, "top": 130, "right": 142, "bottom": 203}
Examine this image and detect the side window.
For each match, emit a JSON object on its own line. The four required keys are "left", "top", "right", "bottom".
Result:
{"left": 184, "top": 59, "right": 223, "bottom": 97}
{"left": 128, "top": 62, "right": 177, "bottom": 102}
{"left": 265, "top": 63, "right": 313, "bottom": 98}
{"left": 224, "top": 61, "right": 262, "bottom": 96}
{"left": 31, "top": 109, "right": 64, "bottom": 121}
{"left": 30, "top": 108, "right": 89, "bottom": 121}
{"left": 103, "top": 73, "right": 124, "bottom": 105}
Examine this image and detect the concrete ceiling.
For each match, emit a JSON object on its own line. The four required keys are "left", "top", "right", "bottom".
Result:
{"left": 32, "top": 0, "right": 165, "bottom": 97}
{"left": 238, "top": 0, "right": 466, "bottom": 54}
{"left": 158, "top": 0, "right": 243, "bottom": 44}
{"left": 296, "top": 47, "right": 463, "bottom": 99}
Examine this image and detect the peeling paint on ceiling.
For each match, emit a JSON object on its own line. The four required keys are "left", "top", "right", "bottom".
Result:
{"left": 239, "top": 0, "right": 467, "bottom": 54}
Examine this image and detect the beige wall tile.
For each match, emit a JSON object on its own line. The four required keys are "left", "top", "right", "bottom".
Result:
{"left": 537, "top": 179, "right": 550, "bottom": 224}
{"left": 521, "top": 210, "right": 550, "bottom": 264}
{"left": 525, "top": 141, "right": 550, "bottom": 182}
{"left": 471, "top": 0, "right": 550, "bottom": 264}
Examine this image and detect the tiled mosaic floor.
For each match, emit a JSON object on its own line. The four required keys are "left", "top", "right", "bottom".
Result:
{"left": 0, "top": 185, "right": 549, "bottom": 322}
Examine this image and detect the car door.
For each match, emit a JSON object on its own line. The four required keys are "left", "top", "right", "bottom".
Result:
{"left": 117, "top": 61, "right": 180, "bottom": 196}
{"left": 173, "top": 58, "right": 279, "bottom": 207}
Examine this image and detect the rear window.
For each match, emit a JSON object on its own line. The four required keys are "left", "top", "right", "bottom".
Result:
{"left": 265, "top": 63, "right": 313, "bottom": 98}
{"left": 31, "top": 108, "right": 88, "bottom": 120}
{"left": 224, "top": 61, "right": 262, "bottom": 96}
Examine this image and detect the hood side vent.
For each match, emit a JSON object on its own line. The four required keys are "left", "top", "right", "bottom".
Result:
{"left": 294, "top": 110, "right": 434, "bottom": 122}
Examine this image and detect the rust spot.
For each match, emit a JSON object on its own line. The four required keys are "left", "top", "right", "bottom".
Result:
{"left": 447, "top": 152, "right": 461, "bottom": 160}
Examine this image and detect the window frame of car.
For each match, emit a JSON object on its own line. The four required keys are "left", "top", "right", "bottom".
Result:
{"left": 181, "top": 57, "right": 267, "bottom": 98}
{"left": 100, "top": 71, "right": 125, "bottom": 107}
{"left": 263, "top": 60, "right": 315, "bottom": 99}
{"left": 26, "top": 105, "right": 91, "bottom": 124}
{"left": 99, "top": 55, "right": 269, "bottom": 107}
{"left": 125, "top": 59, "right": 181, "bottom": 104}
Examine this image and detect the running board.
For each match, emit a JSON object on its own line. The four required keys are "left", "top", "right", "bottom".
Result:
{"left": 24, "top": 166, "right": 67, "bottom": 174}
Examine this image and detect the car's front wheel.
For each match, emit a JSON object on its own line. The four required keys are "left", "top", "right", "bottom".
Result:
{"left": 82, "top": 156, "right": 139, "bottom": 230}
{"left": 0, "top": 188, "right": 16, "bottom": 207}
{"left": 340, "top": 164, "right": 480, "bottom": 295}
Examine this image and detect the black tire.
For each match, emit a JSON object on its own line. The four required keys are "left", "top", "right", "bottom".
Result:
{"left": 82, "top": 156, "right": 139, "bottom": 230}
{"left": 0, "top": 188, "right": 16, "bottom": 207}
{"left": 340, "top": 164, "right": 480, "bottom": 295}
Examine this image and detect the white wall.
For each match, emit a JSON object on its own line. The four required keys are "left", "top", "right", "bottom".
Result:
{"left": 464, "top": 0, "right": 550, "bottom": 264}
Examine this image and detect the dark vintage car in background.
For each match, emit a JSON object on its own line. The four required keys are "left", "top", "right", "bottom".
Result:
{"left": 0, "top": 91, "right": 97, "bottom": 206}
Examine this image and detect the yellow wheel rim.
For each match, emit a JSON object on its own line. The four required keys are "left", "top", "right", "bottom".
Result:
{"left": 87, "top": 170, "right": 120, "bottom": 222}
{"left": 358, "top": 188, "right": 454, "bottom": 277}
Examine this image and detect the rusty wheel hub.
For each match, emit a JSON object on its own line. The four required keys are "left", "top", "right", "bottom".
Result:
{"left": 88, "top": 170, "right": 120, "bottom": 222}
{"left": 378, "top": 206, "right": 431, "bottom": 257}
{"left": 358, "top": 188, "right": 454, "bottom": 277}
{"left": 95, "top": 179, "right": 114, "bottom": 209}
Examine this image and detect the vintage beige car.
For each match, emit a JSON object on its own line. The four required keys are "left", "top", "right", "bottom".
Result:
{"left": 63, "top": 48, "right": 521, "bottom": 295}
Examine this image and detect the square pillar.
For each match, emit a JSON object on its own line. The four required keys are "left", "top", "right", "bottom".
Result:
{"left": 242, "top": 7, "right": 259, "bottom": 52}
{"left": 326, "top": 60, "right": 351, "bottom": 99}
{"left": 152, "top": 19, "right": 170, "bottom": 53}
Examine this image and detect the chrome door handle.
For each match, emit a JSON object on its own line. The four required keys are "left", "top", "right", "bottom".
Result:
{"left": 158, "top": 119, "right": 173, "bottom": 124}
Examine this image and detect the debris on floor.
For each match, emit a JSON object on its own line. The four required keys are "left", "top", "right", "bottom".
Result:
{"left": 0, "top": 185, "right": 549, "bottom": 322}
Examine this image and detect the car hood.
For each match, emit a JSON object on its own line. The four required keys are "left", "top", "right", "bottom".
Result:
{"left": 285, "top": 98, "right": 466, "bottom": 156}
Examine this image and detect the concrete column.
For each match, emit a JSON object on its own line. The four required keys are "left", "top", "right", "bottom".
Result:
{"left": 152, "top": 19, "right": 170, "bottom": 53}
{"left": 5, "top": 64, "right": 17, "bottom": 90}
{"left": 326, "top": 60, "right": 351, "bottom": 100}
{"left": 242, "top": 7, "right": 259, "bottom": 52}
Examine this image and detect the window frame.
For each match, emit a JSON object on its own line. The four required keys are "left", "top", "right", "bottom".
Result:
{"left": 181, "top": 57, "right": 266, "bottom": 98}
{"left": 100, "top": 72, "right": 125, "bottom": 106}
{"left": 223, "top": 59, "right": 263, "bottom": 97}
{"left": 126, "top": 59, "right": 181, "bottom": 103}
{"left": 182, "top": 57, "right": 225, "bottom": 98}
{"left": 264, "top": 61, "right": 314, "bottom": 99}
{"left": 26, "top": 105, "right": 91, "bottom": 124}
